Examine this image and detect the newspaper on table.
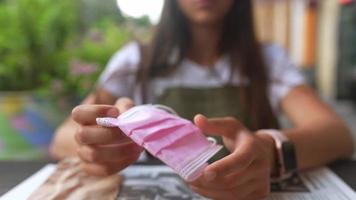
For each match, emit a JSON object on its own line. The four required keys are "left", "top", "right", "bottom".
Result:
{"left": 1, "top": 165, "right": 355, "bottom": 200}
{"left": 118, "top": 165, "right": 356, "bottom": 200}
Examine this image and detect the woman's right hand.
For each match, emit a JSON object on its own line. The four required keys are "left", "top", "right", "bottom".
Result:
{"left": 72, "top": 98, "right": 143, "bottom": 176}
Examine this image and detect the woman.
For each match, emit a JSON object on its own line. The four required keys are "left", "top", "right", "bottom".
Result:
{"left": 50, "top": 0, "right": 354, "bottom": 199}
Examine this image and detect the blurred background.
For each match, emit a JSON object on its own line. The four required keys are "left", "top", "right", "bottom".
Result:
{"left": 0, "top": 0, "right": 355, "bottom": 160}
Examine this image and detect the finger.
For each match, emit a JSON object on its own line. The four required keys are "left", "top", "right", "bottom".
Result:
{"left": 72, "top": 105, "right": 119, "bottom": 125}
{"left": 114, "top": 97, "right": 135, "bottom": 113}
{"left": 204, "top": 138, "right": 256, "bottom": 178}
{"left": 189, "top": 186, "right": 230, "bottom": 200}
{"left": 190, "top": 163, "right": 264, "bottom": 190}
{"left": 194, "top": 114, "right": 244, "bottom": 138}
{"left": 77, "top": 143, "right": 142, "bottom": 163}
{"left": 189, "top": 175, "right": 243, "bottom": 190}
{"left": 75, "top": 125, "right": 131, "bottom": 145}
{"left": 245, "top": 191, "right": 269, "bottom": 200}
{"left": 244, "top": 179, "right": 270, "bottom": 200}
{"left": 190, "top": 179, "right": 260, "bottom": 200}
{"left": 80, "top": 157, "right": 137, "bottom": 176}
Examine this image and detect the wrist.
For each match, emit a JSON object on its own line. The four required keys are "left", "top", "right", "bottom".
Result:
{"left": 255, "top": 133, "right": 278, "bottom": 176}
{"left": 257, "top": 129, "right": 298, "bottom": 182}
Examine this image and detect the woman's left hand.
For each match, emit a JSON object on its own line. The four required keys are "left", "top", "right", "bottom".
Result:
{"left": 189, "top": 114, "right": 276, "bottom": 200}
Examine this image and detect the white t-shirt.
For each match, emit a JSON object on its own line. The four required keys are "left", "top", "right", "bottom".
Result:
{"left": 98, "top": 42, "right": 305, "bottom": 113}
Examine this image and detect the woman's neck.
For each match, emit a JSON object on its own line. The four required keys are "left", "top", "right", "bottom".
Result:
{"left": 187, "top": 24, "right": 223, "bottom": 67}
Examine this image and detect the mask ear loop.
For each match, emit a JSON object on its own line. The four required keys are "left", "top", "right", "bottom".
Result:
{"left": 152, "top": 104, "right": 178, "bottom": 116}
{"left": 179, "top": 141, "right": 223, "bottom": 182}
{"left": 207, "top": 137, "right": 217, "bottom": 145}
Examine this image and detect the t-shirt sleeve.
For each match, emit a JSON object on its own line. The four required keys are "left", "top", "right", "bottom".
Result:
{"left": 97, "top": 42, "right": 141, "bottom": 98}
{"left": 264, "top": 44, "right": 306, "bottom": 111}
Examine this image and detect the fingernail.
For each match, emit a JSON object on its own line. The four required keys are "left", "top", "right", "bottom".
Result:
{"left": 196, "top": 114, "right": 206, "bottom": 120}
{"left": 204, "top": 171, "right": 216, "bottom": 181}
{"left": 107, "top": 108, "right": 118, "bottom": 117}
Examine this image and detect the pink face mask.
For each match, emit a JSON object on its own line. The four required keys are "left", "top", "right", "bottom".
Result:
{"left": 96, "top": 105, "right": 222, "bottom": 182}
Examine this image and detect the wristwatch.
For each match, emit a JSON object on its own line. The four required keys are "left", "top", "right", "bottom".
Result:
{"left": 258, "top": 129, "right": 298, "bottom": 182}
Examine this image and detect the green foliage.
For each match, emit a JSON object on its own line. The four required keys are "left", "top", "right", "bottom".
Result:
{"left": 0, "top": 0, "right": 132, "bottom": 99}
{"left": 127, "top": 15, "right": 151, "bottom": 28}
{"left": 52, "top": 21, "right": 132, "bottom": 99}
{"left": 0, "top": 0, "right": 79, "bottom": 90}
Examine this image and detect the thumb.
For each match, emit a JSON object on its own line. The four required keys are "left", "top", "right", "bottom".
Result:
{"left": 114, "top": 97, "right": 135, "bottom": 114}
{"left": 194, "top": 114, "right": 245, "bottom": 139}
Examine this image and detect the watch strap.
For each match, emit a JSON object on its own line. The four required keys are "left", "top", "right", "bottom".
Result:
{"left": 258, "top": 129, "right": 297, "bottom": 181}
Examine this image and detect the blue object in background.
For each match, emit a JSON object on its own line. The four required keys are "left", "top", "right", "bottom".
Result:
{"left": 0, "top": 92, "right": 68, "bottom": 160}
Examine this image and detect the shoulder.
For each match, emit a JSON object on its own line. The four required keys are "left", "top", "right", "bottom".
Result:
{"left": 262, "top": 43, "right": 286, "bottom": 57}
{"left": 97, "top": 41, "right": 142, "bottom": 97}
{"left": 262, "top": 43, "right": 292, "bottom": 71}
{"left": 261, "top": 43, "right": 303, "bottom": 80}
{"left": 107, "top": 41, "right": 141, "bottom": 70}
{"left": 261, "top": 43, "right": 306, "bottom": 110}
{"left": 98, "top": 41, "right": 141, "bottom": 85}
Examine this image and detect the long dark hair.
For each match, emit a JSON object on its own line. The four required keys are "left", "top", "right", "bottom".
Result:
{"left": 139, "top": 0, "right": 278, "bottom": 130}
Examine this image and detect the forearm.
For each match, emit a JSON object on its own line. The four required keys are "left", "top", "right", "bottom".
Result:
{"left": 284, "top": 119, "right": 354, "bottom": 171}
{"left": 279, "top": 85, "right": 354, "bottom": 171}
